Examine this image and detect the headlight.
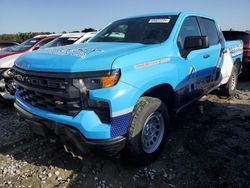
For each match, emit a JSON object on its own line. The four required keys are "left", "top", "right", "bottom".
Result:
{"left": 72, "top": 69, "right": 120, "bottom": 123}
{"left": 73, "top": 69, "right": 120, "bottom": 91}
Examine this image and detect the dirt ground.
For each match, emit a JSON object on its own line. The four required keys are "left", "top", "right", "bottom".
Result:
{"left": 0, "top": 81, "right": 249, "bottom": 188}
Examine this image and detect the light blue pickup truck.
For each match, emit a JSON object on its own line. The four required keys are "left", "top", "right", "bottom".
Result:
{"left": 13, "top": 12, "right": 243, "bottom": 163}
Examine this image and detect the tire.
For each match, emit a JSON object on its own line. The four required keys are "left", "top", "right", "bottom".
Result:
{"left": 124, "top": 96, "right": 169, "bottom": 165}
{"left": 220, "top": 66, "right": 238, "bottom": 96}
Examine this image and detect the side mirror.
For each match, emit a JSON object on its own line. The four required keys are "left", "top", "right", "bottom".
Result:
{"left": 181, "top": 36, "right": 209, "bottom": 58}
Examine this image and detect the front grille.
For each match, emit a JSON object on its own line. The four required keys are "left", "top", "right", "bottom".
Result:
{"left": 14, "top": 67, "right": 111, "bottom": 122}
{"left": 18, "top": 87, "right": 82, "bottom": 115}
{"left": 14, "top": 68, "right": 83, "bottom": 116}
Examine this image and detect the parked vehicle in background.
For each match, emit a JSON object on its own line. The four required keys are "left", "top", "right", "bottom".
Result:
{"left": 0, "top": 34, "right": 60, "bottom": 100}
{"left": 223, "top": 31, "right": 250, "bottom": 76}
{"left": 0, "top": 40, "right": 19, "bottom": 50}
{"left": 14, "top": 12, "right": 243, "bottom": 164}
{"left": 40, "top": 32, "right": 96, "bottom": 49}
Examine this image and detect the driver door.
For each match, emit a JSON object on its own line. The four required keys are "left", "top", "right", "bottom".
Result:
{"left": 176, "top": 16, "right": 212, "bottom": 107}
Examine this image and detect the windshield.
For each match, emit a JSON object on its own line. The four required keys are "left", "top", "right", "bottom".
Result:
{"left": 90, "top": 15, "right": 178, "bottom": 44}
{"left": 10, "top": 38, "right": 41, "bottom": 52}
{"left": 41, "top": 37, "right": 79, "bottom": 49}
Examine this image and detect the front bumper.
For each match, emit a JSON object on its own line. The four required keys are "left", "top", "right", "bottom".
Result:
{"left": 0, "top": 77, "right": 15, "bottom": 100}
{"left": 15, "top": 102, "right": 126, "bottom": 156}
{"left": 16, "top": 94, "right": 112, "bottom": 139}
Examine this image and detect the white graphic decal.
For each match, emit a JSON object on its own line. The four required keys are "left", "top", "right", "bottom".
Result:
{"left": 134, "top": 58, "right": 171, "bottom": 69}
{"left": 111, "top": 107, "right": 134, "bottom": 117}
{"left": 44, "top": 48, "right": 103, "bottom": 59}
{"left": 228, "top": 43, "right": 243, "bottom": 57}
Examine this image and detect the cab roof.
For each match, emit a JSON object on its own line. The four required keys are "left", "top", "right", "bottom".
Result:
{"left": 123, "top": 12, "right": 215, "bottom": 21}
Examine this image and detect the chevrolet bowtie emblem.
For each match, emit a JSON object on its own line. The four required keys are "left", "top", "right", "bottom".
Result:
{"left": 55, "top": 100, "right": 64, "bottom": 105}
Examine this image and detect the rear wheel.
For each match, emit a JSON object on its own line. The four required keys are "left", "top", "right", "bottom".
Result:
{"left": 124, "top": 97, "right": 169, "bottom": 164}
{"left": 220, "top": 66, "right": 238, "bottom": 96}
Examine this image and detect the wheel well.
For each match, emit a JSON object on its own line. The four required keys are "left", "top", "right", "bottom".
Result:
{"left": 234, "top": 58, "right": 242, "bottom": 74}
{"left": 142, "top": 84, "right": 176, "bottom": 111}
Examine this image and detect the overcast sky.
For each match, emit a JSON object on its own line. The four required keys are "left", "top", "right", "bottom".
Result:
{"left": 0, "top": 0, "right": 249, "bottom": 34}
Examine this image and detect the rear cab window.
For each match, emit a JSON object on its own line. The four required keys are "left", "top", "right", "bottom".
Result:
{"left": 198, "top": 17, "right": 220, "bottom": 46}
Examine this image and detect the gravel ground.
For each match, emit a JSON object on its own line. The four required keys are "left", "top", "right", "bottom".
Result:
{"left": 0, "top": 81, "right": 249, "bottom": 188}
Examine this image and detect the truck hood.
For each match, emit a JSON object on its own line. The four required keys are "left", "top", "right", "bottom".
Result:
{"left": 15, "top": 42, "right": 146, "bottom": 72}
{"left": 0, "top": 53, "right": 25, "bottom": 68}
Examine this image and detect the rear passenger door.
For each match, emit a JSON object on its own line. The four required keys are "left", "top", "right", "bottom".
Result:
{"left": 198, "top": 17, "right": 222, "bottom": 91}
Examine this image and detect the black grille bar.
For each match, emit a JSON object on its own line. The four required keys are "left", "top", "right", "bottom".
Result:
{"left": 14, "top": 68, "right": 83, "bottom": 116}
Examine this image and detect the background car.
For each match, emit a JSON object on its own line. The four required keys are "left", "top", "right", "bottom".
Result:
{"left": 0, "top": 34, "right": 61, "bottom": 59}
{"left": 40, "top": 32, "right": 96, "bottom": 49}
{"left": 0, "top": 40, "right": 19, "bottom": 50}
{"left": 0, "top": 34, "right": 61, "bottom": 100}
{"left": 223, "top": 30, "right": 250, "bottom": 76}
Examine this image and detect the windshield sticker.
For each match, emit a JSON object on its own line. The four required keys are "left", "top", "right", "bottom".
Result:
{"left": 134, "top": 58, "right": 171, "bottom": 69}
{"left": 43, "top": 47, "right": 103, "bottom": 59}
{"left": 149, "top": 19, "right": 170, "bottom": 23}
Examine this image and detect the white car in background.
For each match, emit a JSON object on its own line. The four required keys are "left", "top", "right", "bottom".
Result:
{"left": 0, "top": 34, "right": 60, "bottom": 101}
{"left": 40, "top": 32, "right": 96, "bottom": 49}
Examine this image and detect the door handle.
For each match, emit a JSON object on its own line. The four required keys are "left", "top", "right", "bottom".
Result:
{"left": 203, "top": 54, "right": 210, "bottom": 59}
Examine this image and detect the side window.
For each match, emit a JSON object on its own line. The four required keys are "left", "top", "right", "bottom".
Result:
{"left": 178, "top": 17, "right": 201, "bottom": 49}
{"left": 200, "top": 18, "right": 219, "bottom": 46}
{"left": 36, "top": 38, "right": 55, "bottom": 48}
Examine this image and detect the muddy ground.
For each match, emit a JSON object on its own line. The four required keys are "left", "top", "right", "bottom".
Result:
{"left": 0, "top": 81, "right": 249, "bottom": 188}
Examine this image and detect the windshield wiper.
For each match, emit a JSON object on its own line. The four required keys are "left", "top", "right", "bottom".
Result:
{"left": 140, "top": 40, "right": 160, "bottom": 44}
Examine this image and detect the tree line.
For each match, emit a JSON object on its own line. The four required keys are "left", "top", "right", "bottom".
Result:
{"left": 0, "top": 28, "right": 96, "bottom": 43}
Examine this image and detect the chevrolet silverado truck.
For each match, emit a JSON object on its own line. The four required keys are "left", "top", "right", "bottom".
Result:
{"left": 13, "top": 12, "right": 243, "bottom": 163}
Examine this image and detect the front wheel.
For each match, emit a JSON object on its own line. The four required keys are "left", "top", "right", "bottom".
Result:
{"left": 220, "top": 66, "right": 238, "bottom": 96}
{"left": 124, "top": 97, "right": 169, "bottom": 165}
